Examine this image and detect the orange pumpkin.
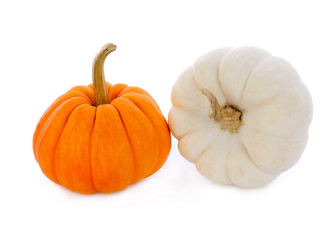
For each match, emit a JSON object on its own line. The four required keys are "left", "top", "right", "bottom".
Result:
{"left": 33, "top": 43, "right": 171, "bottom": 194}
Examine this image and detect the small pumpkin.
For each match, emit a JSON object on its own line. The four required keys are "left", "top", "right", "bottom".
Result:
{"left": 169, "top": 47, "right": 313, "bottom": 188}
{"left": 33, "top": 43, "right": 171, "bottom": 194}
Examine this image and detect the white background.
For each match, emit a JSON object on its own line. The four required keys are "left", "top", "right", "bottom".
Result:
{"left": 1, "top": 0, "right": 335, "bottom": 239}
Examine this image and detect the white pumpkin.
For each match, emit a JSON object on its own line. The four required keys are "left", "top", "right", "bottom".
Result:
{"left": 169, "top": 47, "right": 313, "bottom": 188}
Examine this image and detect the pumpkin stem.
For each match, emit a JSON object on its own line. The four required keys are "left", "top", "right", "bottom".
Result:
{"left": 93, "top": 43, "right": 117, "bottom": 106}
{"left": 201, "top": 89, "right": 242, "bottom": 133}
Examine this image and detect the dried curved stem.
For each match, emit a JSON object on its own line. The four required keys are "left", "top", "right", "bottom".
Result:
{"left": 201, "top": 88, "right": 242, "bottom": 133}
{"left": 93, "top": 43, "right": 117, "bottom": 106}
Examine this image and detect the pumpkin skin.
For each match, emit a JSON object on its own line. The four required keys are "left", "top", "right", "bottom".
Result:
{"left": 169, "top": 47, "right": 313, "bottom": 188}
{"left": 33, "top": 44, "right": 171, "bottom": 194}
